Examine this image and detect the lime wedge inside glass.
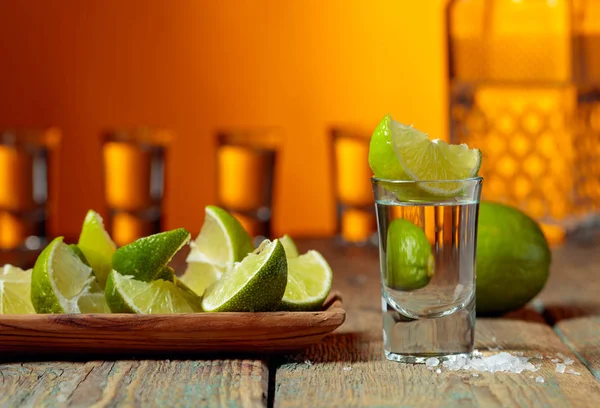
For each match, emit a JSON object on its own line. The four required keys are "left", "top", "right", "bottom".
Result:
{"left": 202, "top": 239, "right": 287, "bottom": 312}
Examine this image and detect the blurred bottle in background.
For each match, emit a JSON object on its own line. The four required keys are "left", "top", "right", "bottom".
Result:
{"left": 216, "top": 129, "right": 280, "bottom": 246}
{"left": 102, "top": 128, "right": 172, "bottom": 246}
{"left": 0, "top": 128, "right": 60, "bottom": 267}
{"left": 447, "top": 0, "right": 600, "bottom": 244}
{"left": 331, "top": 127, "right": 377, "bottom": 247}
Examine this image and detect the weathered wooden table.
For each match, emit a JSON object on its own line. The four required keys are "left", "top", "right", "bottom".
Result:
{"left": 1, "top": 239, "right": 599, "bottom": 407}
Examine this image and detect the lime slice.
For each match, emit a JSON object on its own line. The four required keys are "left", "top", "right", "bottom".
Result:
{"left": 78, "top": 210, "right": 116, "bottom": 288}
{"left": 202, "top": 239, "right": 287, "bottom": 312}
{"left": 368, "top": 114, "right": 410, "bottom": 180}
{"left": 280, "top": 250, "right": 332, "bottom": 311}
{"left": 386, "top": 219, "right": 434, "bottom": 291}
{"left": 78, "top": 292, "right": 111, "bottom": 313}
{"left": 0, "top": 265, "right": 35, "bottom": 314}
{"left": 280, "top": 234, "right": 299, "bottom": 258}
{"left": 105, "top": 270, "right": 202, "bottom": 313}
{"left": 69, "top": 244, "right": 91, "bottom": 266}
{"left": 180, "top": 260, "right": 223, "bottom": 296}
{"left": 31, "top": 237, "right": 95, "bottom": 313}
{"left": 112, "top": 228, "right": 190, "bottom": 282}
{"left": 187, "top": 206, "right": 254, "bottom": 267}
{"left": 388, "top": 118, "right": 481, "bottom": 195}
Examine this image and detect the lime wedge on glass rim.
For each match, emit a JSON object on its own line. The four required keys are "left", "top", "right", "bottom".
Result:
{"left": 388, "top": 118, "right": 481, "bottom": 195}
{"left": 0, "top": 265, "right": 36, "bottom": 314}
{"left": 202, "top": 239, "right": 287, "bottom": 312}
{"left": 280, "top": 250, "right": 332, "bottom": 311}
{"left": 369, "top": 115, "right": 481, "bottom": 197}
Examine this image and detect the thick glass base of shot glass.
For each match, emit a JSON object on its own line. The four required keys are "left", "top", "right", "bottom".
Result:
{"left": 382, "top": 295, "right": 475, "bottom": 363}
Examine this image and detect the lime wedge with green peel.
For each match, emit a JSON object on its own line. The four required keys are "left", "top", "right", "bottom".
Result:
{"left": 386, "top": 219, "right": 434, "bottom": 291}
{"left": 112, "top": 228, "right": 190, "bottom": 282}
{"left": 280, "top": 250, "right": 332, "bottom": 311}
{"left": 180, "top": 260, "right": 223, "bottom": 296}
{"left": 187, "top": 206, "right": 254, "bottom": 267}
{"left": 31, "top": 237, "right": 96, "bottom": 313}
{"left": 0, "top": 265, "right": 35, "bottom": 314}
{"left": 155, "top": 266, "right": 176, "bottom": 282}
{"left": 202, "top": 239, "right": 287, "bottom": 312}
{"left": 78, "top": 292, "right": 111, "bottom": 313}
{"left": 105, "top": 270, "right": 202, "bottom": 313}
{"left": 369, "top": 114, "right": 410, "bottom": 180}
{"left": 69, "top": 244, "right": 91, "bottom": 267}
{"left": 280, "top": 234, "right": 299, "bottom": 258}
{"left": 78, "top": 210, "right": 116, "bottom": 288}
{"left": 388, "top": 119, "right": 481, "bottom": 195}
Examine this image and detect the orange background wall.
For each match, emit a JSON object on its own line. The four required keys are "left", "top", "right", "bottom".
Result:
{"left": 0, "top": 0, "right": 447, "bottom": 238}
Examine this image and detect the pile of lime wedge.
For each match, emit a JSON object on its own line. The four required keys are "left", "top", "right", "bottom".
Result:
{"left": 0, "top": 206, "right": 332, "bottom": 315}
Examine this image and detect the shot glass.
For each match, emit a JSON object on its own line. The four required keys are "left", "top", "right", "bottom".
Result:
{"left": 216, "top": 129, "right": 280, "bottom": 245}
{"left": 0, "top": 128, "right": 60, "bottom": 267}
{"left": 372, "top": 177, "right": 483, "bottom": 363}
{"left": 331, "top": 128, "right": 377, "bottom": 246}
{"left": 102, "top": 128, "right": 173, "bottom": 247}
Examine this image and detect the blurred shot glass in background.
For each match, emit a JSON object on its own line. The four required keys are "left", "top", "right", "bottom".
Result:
{"left": 102, "top": 128, "right": 173, "bottom": 247}
{"left": 0, "top": 128, "right": 60, "bottom": 267}
{"left": 216, "top": 129, "right": 280, "bottom": 246}
{"left": 331, "top": 127, "right": 377, "bottom": 247}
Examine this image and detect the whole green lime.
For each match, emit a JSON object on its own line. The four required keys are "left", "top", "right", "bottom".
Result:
{"left": 476, "top": 202, "right": 551, "bottom": 315}
{"left": 386, "top": 218, "right": 434, "bottom": 291}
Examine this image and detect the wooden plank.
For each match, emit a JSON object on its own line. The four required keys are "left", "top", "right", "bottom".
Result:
{"left": 273, "top": 240, "right": 600, "bottom": 408}
{"left": 537, "top": 244, "right": 600, "bottom": 323}
{"left": 0, "top": 359, "right": 268, "bottom": 408}
{"left": 555, "top": 316, "right": 600, "bottom": 381}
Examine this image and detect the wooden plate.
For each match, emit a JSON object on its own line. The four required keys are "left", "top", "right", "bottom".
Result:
{"left": 0, "top": 292, "right": 345, "bottom": 358}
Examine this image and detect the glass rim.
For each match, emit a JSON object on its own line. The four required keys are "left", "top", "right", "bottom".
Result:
{"left": 103, "top": 127, "right": 174, "bottom": 146}
{"left": 0, "top": 128, "right": 61, "bottom": 148}
{"left": 371, "top": 176, "right": 483, "bottom": 184}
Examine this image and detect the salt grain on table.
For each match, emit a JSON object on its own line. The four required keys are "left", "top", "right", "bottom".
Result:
{"left": 556, "top": 363, "right": 566, "bottom": 374}
{"left": 343, "top": 366, "right": 352, "bottom": 371}
{"left": 436, "top": 369, "right": 441, "bottom": 374}
{"left": 536, "top": 376, "right": 545, "bottom": 383}
{"left": 440, "top": 352, "right": 538, "bottom": 374}
{"left": 567, "top": 369, "right": 581, "bottom": 376}
{"left": 563, "top": 357, "right": 574, "bottom": 365}
{"left": 551, "top": 358, "right": 560, "bottom": 363}
{"left": 425, "top": 357, "right": 440, "bottom": 368}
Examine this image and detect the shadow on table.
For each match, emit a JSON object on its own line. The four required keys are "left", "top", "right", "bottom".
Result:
{"left": 280, "top": 332, "right": 382, "bottom": 364}
{"left": 541, "top": 303, "right": 600, "bottom": 325}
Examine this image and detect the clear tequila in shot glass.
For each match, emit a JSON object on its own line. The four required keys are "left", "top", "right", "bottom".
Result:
{"left": 372, "top": 177, "right": 483, "bottom": 363}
